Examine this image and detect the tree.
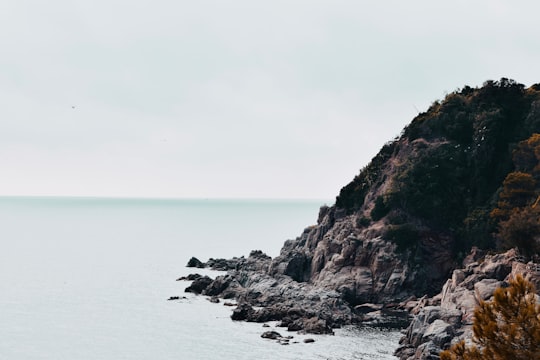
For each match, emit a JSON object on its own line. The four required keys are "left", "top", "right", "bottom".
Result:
{"left": 490, "top": 171, "right": 536, "bottom": 221}
{"left": 513, "top": 133, "right": 540, "bottom": 179}
{"left": 497, "top": 206, "right": 540, "bottom": 256}
{"left": 440, "top": 275, "right": 540, "bottom": 360}
{"left": 490, "top": 134, "right": 540, "bottom": 255}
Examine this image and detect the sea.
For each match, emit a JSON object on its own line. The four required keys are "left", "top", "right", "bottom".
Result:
{"left": 0, "top": 197, "right": 401, "bottom": 359}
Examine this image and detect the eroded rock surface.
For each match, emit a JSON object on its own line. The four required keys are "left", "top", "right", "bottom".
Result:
{"left": 178, "top": 204, "right": 421, "bottom": 334}
{"left": 395, "top": 249, "right": 539, "bottom": 360}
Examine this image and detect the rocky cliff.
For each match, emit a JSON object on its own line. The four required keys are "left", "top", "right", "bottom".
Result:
{"left": 268, "top": 136, "right": 459, "bottom": 305}
{"left": 177, "top": 79, "right": 540, "bottom": 357}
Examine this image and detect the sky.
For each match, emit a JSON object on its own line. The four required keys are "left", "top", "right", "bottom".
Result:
{"left": 1, "top": 1, "right": 540, "bottom": 200}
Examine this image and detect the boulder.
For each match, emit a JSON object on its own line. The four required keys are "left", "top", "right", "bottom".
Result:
{"left": 203, "top": 275, "right": 233, "bottom": 296}
{"left": 474, "top": 279, "right": 501, "bottom": 302}
{"left": 261, "top": 331, "right": 282, "bottom": 340}
{"left": 301, "top": 317, "right": 334, "bottom": 335}
{"left": 186, "top": 257, "right": 205, "bottom": 268}
{"left": 231, "top": 303, "right": 255, "bottom": 321}
{"left": 184, "top": 275, "right": 212, "bottom": 294}
{"left": 422, "top": 319, "right": 454, "bottom": 347}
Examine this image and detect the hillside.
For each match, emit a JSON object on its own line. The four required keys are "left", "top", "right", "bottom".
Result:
{"left": 268, "top": 79, "right": 540, "bottom": 299}
{"left": 180, "top": 78, "right": 540, "bottom": 355}
{"left": 337, "top": 78, "right": 540, "bottom": 253}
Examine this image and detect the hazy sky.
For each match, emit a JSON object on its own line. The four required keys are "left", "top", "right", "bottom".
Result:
{"left": 1, "top": 1, "right": 540, "bottom": 199}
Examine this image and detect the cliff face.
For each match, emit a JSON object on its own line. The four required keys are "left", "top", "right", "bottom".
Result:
{"left": 270, "top": 206, "right": 412, "bottom": 305}
{"left": 269, "top": 79, "right": 540, "bottom": 306}
{"left": 268, "top": 149, "right": 454, "bottom": 307}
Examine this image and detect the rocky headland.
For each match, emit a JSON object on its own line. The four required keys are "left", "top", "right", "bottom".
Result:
{"left": 173, "top": 79, "right": 540, "bottom": 358}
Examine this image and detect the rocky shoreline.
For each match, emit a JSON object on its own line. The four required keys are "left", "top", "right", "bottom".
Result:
{"left": 175, "top": 247, "right": 540, "bottom": 358}
{"left": 184, "top": 258, "right": 410, "bottom": 331}
{"left": 172, "top": 205, "right": 426, "bottom": 337}
{"left": 177, "top": 251, "right": 385, "bottom": 335}
{"left": 169, "top": 203, "right": 463, "bottom": 354}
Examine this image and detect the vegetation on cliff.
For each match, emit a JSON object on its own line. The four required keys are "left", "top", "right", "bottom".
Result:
{"left": 440, "top": 275, "right": 540, "bottom": 360}
{"left": 335, "top": 79, "right": 540, "bottom": 260}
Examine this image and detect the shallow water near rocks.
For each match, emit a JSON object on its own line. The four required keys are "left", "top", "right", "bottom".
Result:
{"left": 0, "top": 197, "right": 400, "bottom": 359}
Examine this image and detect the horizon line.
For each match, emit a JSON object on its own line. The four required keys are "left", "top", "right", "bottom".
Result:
{"left": 0, "top": 194, "right": 334, "bottom": 203}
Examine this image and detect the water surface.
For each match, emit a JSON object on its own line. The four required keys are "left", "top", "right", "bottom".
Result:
{"left": 0, "top": 197, "right": 400, "bottom": 359}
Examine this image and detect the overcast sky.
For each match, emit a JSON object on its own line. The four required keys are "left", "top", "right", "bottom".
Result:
{"left": 1, "top": 1, "right": 539, "bottom": 199}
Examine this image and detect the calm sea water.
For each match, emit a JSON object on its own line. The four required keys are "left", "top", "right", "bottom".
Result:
{"left": 0, "top": 197, "right": 400, "bottom": 359}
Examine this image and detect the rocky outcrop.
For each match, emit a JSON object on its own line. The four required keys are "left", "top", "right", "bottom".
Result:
{"left": 395, "top": 248, "right": 540, "bottom": 360}
{"left": 177, "top": 191, "right": 455, "bottom": 334}
{"left": 194, "top": 252, "right": 357, "bottom": 333}
{"left": 179, "top": 243, "right": 536, "bottom": 350}
{"left": 184, "top": 275, "right": 213, "bottom": 294}
{"left": 186, "top": 257, "right": 205, "bottom": 268}
{"left": 180, "top": 235, "right": 412, "bottom": 334}
{"left": 268, "top": 206, "right": 444, "bottom": 307}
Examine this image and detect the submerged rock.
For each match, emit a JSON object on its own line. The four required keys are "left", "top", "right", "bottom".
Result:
{"left": 177, "top": 273, "right": 203, "bottom": 281}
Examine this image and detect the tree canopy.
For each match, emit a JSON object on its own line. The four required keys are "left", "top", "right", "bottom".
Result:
{"left": 335, "top": 79, "right": 540, "bottom": 257}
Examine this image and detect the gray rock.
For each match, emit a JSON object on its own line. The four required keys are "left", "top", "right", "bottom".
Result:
{"left": 355, "top": 303, "right": 383, "bottom": 314}
{"left": 301, "top": 317, "right": 334, "bottom": 335}
{"left": 184, "top": 275, "right": 212, "bottom": 294}
{"left": 261, "top": 331, "right": 282, "bottom": 340}
{"left": 283, "top": 251, "right": 311, "bottom": 282}
{"left": 186, "top": 257, "right": 205, "bottom": 268}
{"left": 422, "top": 319, "right": 453, "bottom": 347}
{"left": 203, "top": 275, "right": 233, "bottom": 296}
{"left": 231, "top": 303, "right": 255, "bottom": 321}
{"left": 474, "top": 279, "right": 501, "bottom": 302}
{"left": 176, "top": 273, "right": 202, "bottom": 281}
{"left": 206, "top": 257, "right": 240, "bottom": 271}
{"left": 396, "top": 249, "right": 520, "bottom": 360}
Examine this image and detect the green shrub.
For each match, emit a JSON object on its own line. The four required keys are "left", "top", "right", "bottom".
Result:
{"left": 356, "top": 216, "right": 371, "bottom": 228}
{"left": 370, "top": 195, "right": 391, "bottom": 221}
{"left": 384, "top": 224, "right": 419, "bottom": 252}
